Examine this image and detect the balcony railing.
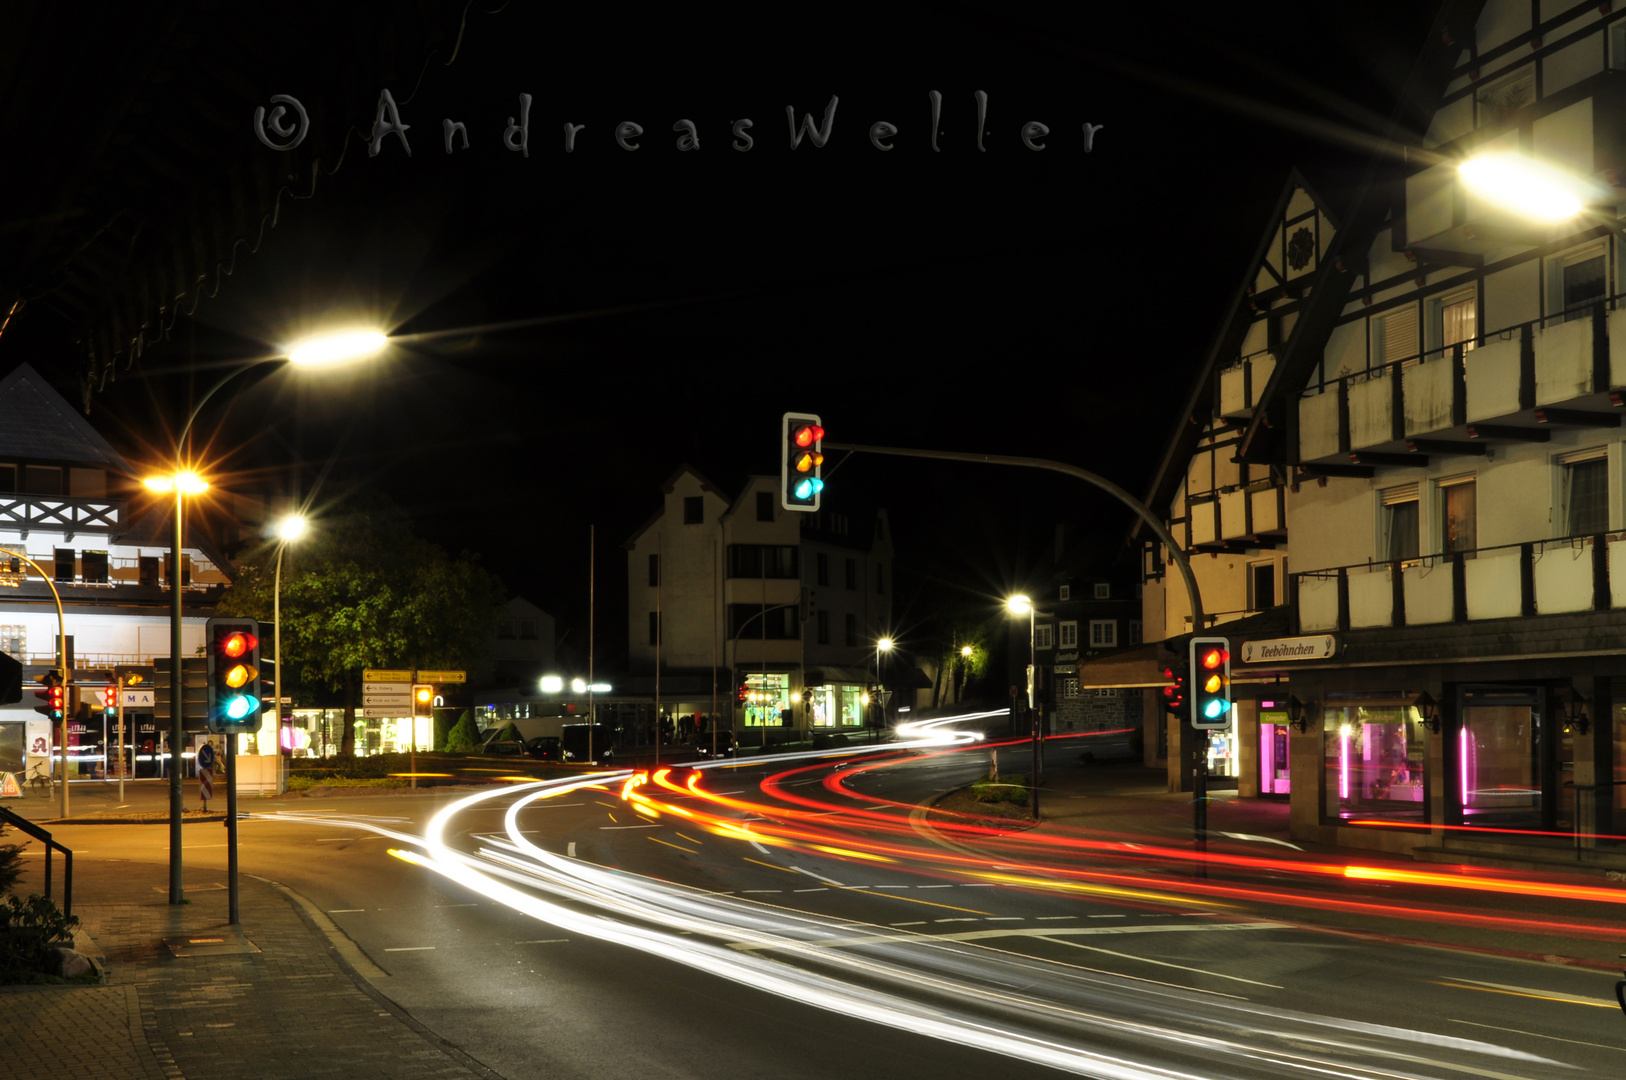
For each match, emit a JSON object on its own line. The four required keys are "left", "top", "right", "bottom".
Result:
{"left": 1298, "top": 294, "right": 1626, "bottom": 467}
{"left": 0, "top": 494, "right": 122, "bottom": 536}
{"left": 1292, "top": 531, "right": 1626, "bottom": 632}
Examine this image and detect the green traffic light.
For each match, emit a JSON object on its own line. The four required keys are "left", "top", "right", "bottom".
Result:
{"left": 1203, "top": 699, "right": 1229, "bottom": 719}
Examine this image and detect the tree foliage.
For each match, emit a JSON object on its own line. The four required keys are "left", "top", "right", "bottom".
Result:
{"left": 446, "top": 710, "right": 478, "bottom": 752}
{"left": 215, "top": 494, "right": 504, "bottom": 752}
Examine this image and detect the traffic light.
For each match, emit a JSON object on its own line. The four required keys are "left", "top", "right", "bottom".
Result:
{"left": 34, "top": 671, "right": 64, "bottom": 721}
{"left": 737, "top": 679, "right": 749, "bottom": 703}
{"left": 781, "top": 412, "right": 825, "bottom": 512}
{"left": 414, "top": 684, "right": 433, "bottom": 716}
{"left": 1160, "top": 658, "right": 1187, "bottom": 717}
{"left": 206, "top": 617, "right": 262, "bottom": 733}
{"left": 1190, "top": 637, "right": 1232, "bottom": 730}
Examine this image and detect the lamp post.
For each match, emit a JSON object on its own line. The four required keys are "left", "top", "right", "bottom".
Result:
{"left": 875, "top": 637, "right": 892, "bottom": 742}
{"left": 272, "top": 514, "right": 308, "bottom": 769}
{"left": 148, "top": 328, "right": 386, "bottom": 906}
{"left": 1006, "top": 595, "right": 1041, "bottom": 817}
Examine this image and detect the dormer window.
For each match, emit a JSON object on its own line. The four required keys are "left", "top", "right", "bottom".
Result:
{"left": 1059, "top": 585, "right": 1071, "bottom": 601}
{"left": 1094, "top": 583, "right": 1110, "bottom": 600}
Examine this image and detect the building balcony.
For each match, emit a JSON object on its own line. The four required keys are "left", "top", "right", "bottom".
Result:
{"left": 0, "top": 494, "right": 123, "bottom": 539}
{"left": 1217, "top": 348, "right": 1277, "bottom": 420}
{"left": 1298, "top": 301, "right": 1626, "bottom": 474}
{"left": 1292, "top": 531, "right": 1626, "bottom": 633}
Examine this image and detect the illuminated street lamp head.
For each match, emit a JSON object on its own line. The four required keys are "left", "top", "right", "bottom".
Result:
{"left": 878, "top": 637, "right": 893, "bottom": 651}
{"left": 1457, "top": 153, "right": 1591, "bottom": 224}
{"left": 571, "top": 678, "right": 587, "bottom": 693}
{"left": 287, "top": 329, "right": 388, "bottom": 367}
{"left": 540, "top": 675, "right": 564, "bottom": 693}
{"left": 144, "top": 471, "right": 208, "bottom": 495}
{"left": 960, "top": 645, "right": 973, "bottom": 657}
{"left": 1006, "top": 595, "right": 1033, "bottom": 615}
{"left": 274, "top": 514, "right": 308, "bottom": 542}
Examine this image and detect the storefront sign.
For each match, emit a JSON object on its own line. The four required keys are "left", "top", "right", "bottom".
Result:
{"left": 121, "top": 689, "right": 155, "bottom": 708}
{"left": 1240, "top": 635, "right": 1338, "bottom": 664}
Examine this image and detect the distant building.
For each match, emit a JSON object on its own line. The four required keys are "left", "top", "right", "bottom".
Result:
{"left": 623, "top": 466, "right": 899, "bottom": 735}
{"left": 484, "top": 596, "right": 556, "bottom": 687}
{"left": 0, "top": 362, "right": 241, "bottom": 780}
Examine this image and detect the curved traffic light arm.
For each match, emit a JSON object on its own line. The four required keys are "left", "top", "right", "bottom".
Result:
{"left": 821, "top": 442, "right": 1205, "bottom": 632}
{"left": 8, "top": 550, "right": 70, "bottom": 817}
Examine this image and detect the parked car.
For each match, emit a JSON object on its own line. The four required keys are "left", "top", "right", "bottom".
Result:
{"left": 692, "top": 730, "right": 737, "bottom": 758}
{"left": 483, "top": 737, "right": 528, "bottom": 756}
{"left": 560, "top": 723, "right": 616, "bottom": 765}
{"left": 526, "top": 736, "right": 562, "bottom": 762}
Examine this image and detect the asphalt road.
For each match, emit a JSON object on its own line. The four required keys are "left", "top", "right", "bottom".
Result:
{"left": 37, "top": 737, "right": 1626, "bottom": 1079}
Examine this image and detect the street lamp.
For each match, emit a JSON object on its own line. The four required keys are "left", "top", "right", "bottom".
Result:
{"left": 1457, "top": 153, "right": 1595, "bottom": 224}
{"left": 1005, "top": 594, "right": 1041, "bottom": 817}
{"left": 272, "top": 513, "right": 307, "bottom": 766}
{"left": 875, "top": 637, "right": 893, "bottom": 741}
{"left": 148, "top": 328, "right": 386, "bottom": 907}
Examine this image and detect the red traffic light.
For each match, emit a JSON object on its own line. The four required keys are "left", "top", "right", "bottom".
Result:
{"left": 1199, "top": 648, "right": 1228, "bottom": 669}
{"left": 794, "top": 424, "right": 824, "bottom": 447}
{"left": 222, "top": 631, "right": 258, "bottom": 658}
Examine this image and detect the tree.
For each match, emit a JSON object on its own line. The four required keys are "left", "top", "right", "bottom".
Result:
{"left": 445, "top": 710, "right": 478, "bottom": 752}
{"left": 929, "top": 615, "right": 992, "bottom": 708}
{"left": 216, "top": 493, "right": 504, "bottom": 755}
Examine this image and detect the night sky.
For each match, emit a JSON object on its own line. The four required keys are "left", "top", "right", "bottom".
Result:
{"left": 3, "top": 3, "right": 1445, "bottom": 668}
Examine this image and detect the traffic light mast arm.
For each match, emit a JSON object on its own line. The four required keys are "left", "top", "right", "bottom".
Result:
{"left": 821, "top": 442, "right": 1205, "bottom": 631}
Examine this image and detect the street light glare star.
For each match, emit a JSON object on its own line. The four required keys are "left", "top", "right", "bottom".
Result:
{"left": 275, "top": 514, "right": 308, "bottom": 541}
{"left": 878, "top": 637, "right": 893, "bottom": 651}
{"left": 1006, "top": 595, "right": 1033, "bottom": 615}
{"left": 287, "top": 329, "right": 389, "bottom": 367}
{"left": 144, "top": 471, "right": 208, "bottom": 495}
{"left": 1457, "top": 153, "right": 1588, "bottom": 223}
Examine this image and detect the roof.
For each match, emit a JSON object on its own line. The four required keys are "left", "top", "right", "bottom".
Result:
{"left": 0, "top": 363, "right": 137, "bottom": 469}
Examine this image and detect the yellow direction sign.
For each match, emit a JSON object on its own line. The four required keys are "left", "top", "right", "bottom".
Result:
{"left": 415, "top": 670, "right": 466, "bottom": 684}
{"left": 363, "top": 670, "right": 413, "bottom": 682}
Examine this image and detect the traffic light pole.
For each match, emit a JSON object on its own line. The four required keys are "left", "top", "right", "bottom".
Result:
{"left": 14, "top": 552, "right": 68, "bottom": 818}
{"left": 822, "top": 442, "right": 1208, "bottom": 852}
{"left": 169, "top": 492, "right": 185, "bottom": 905}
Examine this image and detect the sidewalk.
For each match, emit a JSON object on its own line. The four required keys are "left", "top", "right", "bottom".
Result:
{"left": 0, "top": 781, "right": 501, "bottom": 1080}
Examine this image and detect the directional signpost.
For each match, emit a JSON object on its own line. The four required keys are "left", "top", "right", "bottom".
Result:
{"left": 362, "top": 670, "right": 414, "bottom": 719}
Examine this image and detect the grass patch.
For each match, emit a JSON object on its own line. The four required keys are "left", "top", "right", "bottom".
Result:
{"left": 970, "top": 776, "right": 1030, "bottom": 804}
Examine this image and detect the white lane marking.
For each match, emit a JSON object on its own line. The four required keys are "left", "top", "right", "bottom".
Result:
{"left": 890, "top": 921, "right": 927, "bottom": 926}
{"left": 1448, "top": 1018, "right": 1626, "bottom": 1052}
{"left": 872, "top": 885, "right": 910, "bottom": 890}
{"left": 516, "top": 939, "right": 570, "bottom": 945}
{"left": 315, "top": 837, "right": 359, "bottom": 842}
{"left": 741, "top": 890, "right": 782, "bottom": 894}
{"left": 985, "top": 917, "right": 1024, "bottom": 921}
{"left": 435, "top": 903, "right": 478, "bottom": 908}
{"left": 749, "top": 840, "right": 772, "bottom": 855}
{"left": 567, "top": 842, "right": 577, "bottom": 858}
{"left": 1036, "top": 916, "right": 1074, "bottom": 921}
{"left": 522, "top": 802, "right": 584, "bottom": 808}
{"left": 915, "top": 885, "right": 952, "bottom": 889}
{"left": 795, "top": 866, "right": 847, "bottom": 886}
{"left": 1039, "top": 936, "right": 1284, "bottom": 988}
{"left": 794, "top": 888, "right": 829, "bottom": 893}
{"left": 1215, "top": 831, "right": 1302, "bottom": 850}
{"left": 328, "top": 909, "right": 364, "bottom": 913}
{"left": 1088, "top": 915, "right": 1127, "bottom": 919}
{"left": 1442, "top": 978, "right": 1619, "bottom": 1008}
{"left": 600, "top": 824, "right": 660, "bottom": 829}
{"left": 384, "top": 946, "right": 436, "bottom": 952}
{"left": 960, "top": 883, "right": 998, "bottom": 887}
{"left": 935, "top": 918, "right": 979, "bottom": 923}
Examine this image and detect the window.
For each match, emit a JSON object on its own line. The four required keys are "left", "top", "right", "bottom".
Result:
{"left": 1549, "top": 246, "right": 1607, "bottom": 324}
{"left": 1372, "top": 305, "right": 1419, "bottom": 367}
{"left": 844, "top": 613, "right": 857, "bottom": 647}
{"left": 0, "top": 625, "right": 23, "bottom": 658}
{"left": 80, "top": 550, "right": 108, "bottom": 584}
{"left": 727, "top": 545, "right": 799, "bottom": 578}
{"left": 648, "top": 612, "right": 661, "bottom": 646}
{"left": 756, "top": 491, "right": 774, "bottom": 522}
{"left": 0, "top": 465, "right": 13, "bottom": 492}
{"left": 53, "top": 548, "right": 74, "bottom": 583}
{"left": 1250, "top": 562, "right": 1276, "bottom": 611}
{"left": 24, "top": 466, "right": 61, "bottom": 495}
{"left": 876, "top": 565, "right": 884, "bottom": 594}
{"left": 1062, "top": 677, "right": 1080, "bottom": 698}
{"left": 1059, "top": 585, "right": 1071, "bottom": 601}
{"left": 1034, "top": 624, "right": 1054, "bottom": 651}
{"left": 1440, "top": 477, "right": 1477, "bottom": 554}
{"left": 518, "top": 619, "right": 538, "bottom": 640}
{"left": 1562, "top": 452, "right": 1609, "bottom": 536}
{"left": 844, "top": 558, "right": 856, "bottom": 590}
{"left": 683, "top": 496, "right": 704, "bottom": 524}
{"left": 139, "top": 556, "right": 159, "bottom": 587}
{"left": 1428, "top": 290, "right": 1476, "bottom": 359}
{"left": 1129, "top": 620, "right": 1142, "bottom": 645}
{"left": 1059, "top": 621, "right": 1078, "bottom": 648}
{"left": 1475, "top": 67, "right": 1534, "bottom": 127}
{"left": 817, "top": 610, "right": 829, "bottom": 645}
{"left": 1381, "top": 484, "right": 1420, "bottom": 563}
{"left": 816, "top": 553, "right": 829, "bottom": 585}
{"left": 1089, "top": 620, "right": 1117, "bottom": 647}
{"left": 1094, "top": 583, "right": 1110, "bottom": 600}
{"left": 728, "top": 605, "right": 797, "bottom": 639}
{"left": 649, "top": 553, "right": 660, "bottom": 588}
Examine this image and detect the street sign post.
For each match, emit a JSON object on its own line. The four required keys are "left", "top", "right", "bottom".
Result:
{"left": 361, "top": 682, "right": 413, "bottom": 718}
{"left": 415, "top": 670, "right": 465, "bottom": 684}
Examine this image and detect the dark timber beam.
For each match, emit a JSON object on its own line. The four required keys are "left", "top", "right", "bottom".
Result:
{"left": 1466, "top": 424, "right": 1550, "bottom": 442}
{"left": 1406, "top": 245, "right": 1484, "bottom": 269}
{"left": 1350, "top": 451, "right": 1428, "bottom": 467}
{"left": 1297, "top": 463, "right": 1376, "bottom": 479}
{"left": 1535, "top": 407, "right": 1620, "bottom": 427}
{"left": 1406, "top": 438, "right": 1486, "bottom": 455}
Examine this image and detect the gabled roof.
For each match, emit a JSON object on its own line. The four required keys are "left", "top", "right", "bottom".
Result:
{"left": 623, "top": 464, "right": 732, "bottom": 548}
{"left": 1131, "top": 170, "right": 1339, "bottom": 537}
{"left": 0, "top": 362, "right": 137, "bottom": 470}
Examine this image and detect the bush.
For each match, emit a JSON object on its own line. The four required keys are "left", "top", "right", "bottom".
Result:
{"left": 971, "top": 776, "right": 1029, "bottom": 804}
{"left": 0, "top": 893, "right": 80, "bottom": 982}
{"left": 446, "top": 711, "right": 479, "bottom": 752}
{"left": 286, "top": 775, "right": 405, "bottom": 791}
{"left": 0, "top": 827, "right": 24, "bottom": 896}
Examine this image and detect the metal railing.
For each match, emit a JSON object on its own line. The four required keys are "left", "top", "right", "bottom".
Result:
{"left": 0, "top": 805, "right": 73, "bottom": 917}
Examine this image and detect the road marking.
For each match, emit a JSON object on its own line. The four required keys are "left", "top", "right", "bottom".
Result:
{"left": 872, "top": 885, "right": 910, "bottom": 890}
{"left": 794, "top": 888, "right": 828, "bottom": 893}
{"left": 1430, "top": 978, "right": 1619, "bottom": 1009}
{"left": 935, "top": 918, "right": 979, "bottom": 923}
{"left": 517, "top": 939, "right": 570, "bottom": 945}
{"left": 675, "top": 832, "right": 704, "bottom": 846}
{"left": 1447, "top": 1017, "right": 1626, "bottom": 1052}
{"left": 522, "top": 802, "right": 584, "bottom": 808}
{"left": 890, "top": 921, "right": 927, "bottom": 926}
{"left": 985, "top": 917, "right": 1024, "bottom": 921}
{"left": 315, "top": 837, "right": 359, "bottom": 842}
{"left": 795, "top": 866, "right": 846, "bottom": 886}
{"left": 1039, "top": 935, "right": 1284, "bottom": 988}
{"left": 743, "top": 857, "right": 800, "bottom": 874}
{"left": 434, "top": 903, "right": 478, "bottom": 908}
{"left": 1088, "top": 914, "right": 1127, "bottom": 919}
{"left": 328, "top": 909, "right": 364, "bottom": 914}
{"left": 567, "top": 842, "right": 576, "bottom": 857}
{"left": 1036, "top": 916, "right": 1075, "bottom": 920}
{"left": 384, "top": 946, "right": 436, "bottom": 952}
{"left": 600, "top": 824, "right": 660, "bottom": 829}
{"left": 606, "top": 811, "right": 618, "bottom": 823}
{"left": 741, "top": 890, "right": 782, "bottom": 894}
{"left": 649, "top": 836, "right": 699, "bottom": 855}
{"left": 594, "top": 800, "right": 618, "bottom": 808}
{"left": 798, "top": 921, "right": 1290, "bottom": 953}
{"left": 915, "top": 884, "right": 952, "bottom": 889}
